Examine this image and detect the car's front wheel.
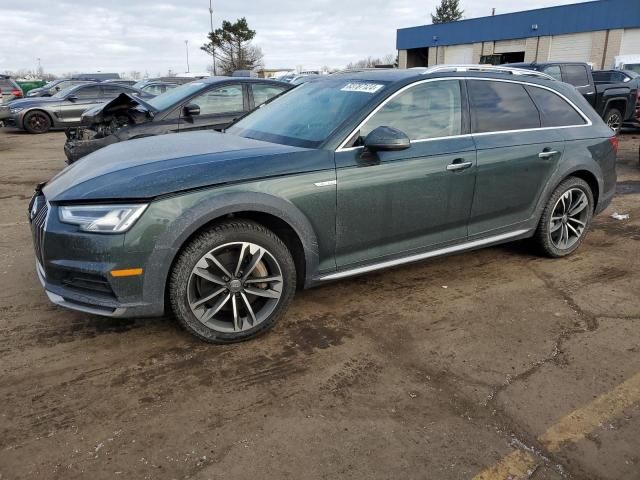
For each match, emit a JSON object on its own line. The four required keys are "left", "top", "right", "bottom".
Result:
{"left": 23, "top": 110, "right": 52, "bottom": 134}
{"left": 535, "top": 177, "right": 594, "bottom": 257}
{"left": 169, "top": 220, "right": 296, "bottom": 343}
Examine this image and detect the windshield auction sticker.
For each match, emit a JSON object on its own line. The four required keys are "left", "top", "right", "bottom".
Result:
{"left": 341, "top": 83, "right": 384, "bottom": 93}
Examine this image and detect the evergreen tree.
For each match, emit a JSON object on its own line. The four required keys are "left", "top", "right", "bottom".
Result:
{"left": 431, "top": 0, "right": 464, "bottom": 24}
{"left": 201, "top": 18, "right": 264, "bottom": 75}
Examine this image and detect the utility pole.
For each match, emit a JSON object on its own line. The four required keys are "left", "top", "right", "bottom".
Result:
{"left": 209, "top": 0, "right": 216, "bottom": 75}
{"left": 185, "top": 40, "right": 190, "bottom": 73}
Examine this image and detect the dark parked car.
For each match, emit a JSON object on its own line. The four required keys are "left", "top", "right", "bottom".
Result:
{"left": 102, "top": 79, "right": 137, "bottom": 86}
{"left": 64, "top": 77, "right": 291, "bottom": 162}
{"left": 510, "top": 62, "right": 637, "bottom": 133}
{"left": 593, "top": 70, "right": 640, "bottom": 129}
{"left": 30, "top": 66, "right": 617, "bottom": 344}
{"left": 6, "top": 83, "right": 152, "bottom": 133}
{"left": 26, "top": 79, "right": 94, "bottom": 97}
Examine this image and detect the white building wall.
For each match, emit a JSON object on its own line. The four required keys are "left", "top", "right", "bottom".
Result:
{"left": 620, "top": 28, "right": 640, "bottom": 55}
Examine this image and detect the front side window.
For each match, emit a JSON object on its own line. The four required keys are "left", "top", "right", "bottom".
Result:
{"left": 73, "top": 85, "right": 101, "bottom": 99}
{"left": 251, "top": 84, "right": 287, "bottom": 106}
{"left": 359, "top": 80, "right": 462, "bottom": 141}
{"left": 102, "top": 85, "right": 128, "bottom": 98}
{"left": 526, "top": 86, "right": 586, "bottom": 127}
{"left": 541, "top": 65, "right": 562, "bottom": 81}
{"left": 468, "top": 80, "right": 540, "bottom": 133}
{"left": 563, "top": 65, "right": 590, "bottom": 87}
{"left": 190, "top": 84, "right": 244, "bottom": 115}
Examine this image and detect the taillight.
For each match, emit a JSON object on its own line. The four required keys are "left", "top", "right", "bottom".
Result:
{"left": 609, "top": 136, "right": 619, "bottom": 153}
{"left": 11, "top": 88, "right": 22, "bottom": 98}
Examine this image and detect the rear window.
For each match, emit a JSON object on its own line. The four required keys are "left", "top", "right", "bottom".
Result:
{"left": 563, "top": 65, "right": 590, "bottom": 87}
{"left": 0, "top": 78, "right": 15, "bottom": 89}
{"left": 526, "top": 86, "right": 586, "bottom": 127}
{"left": 468, "top": 80, "right": 540, "bottom": 133}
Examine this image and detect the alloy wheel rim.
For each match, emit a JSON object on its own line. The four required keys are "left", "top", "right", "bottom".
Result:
{"left": 607, "top": 113, "right": 621, "bottom": 132}
{"left": 549, "top": 188, "right": 589, "bottom": 250}
{"left": 187, "top": 242, "right": 283, "bottom": 333}
{"left": 29, "top": 114, "right": 46, "bottom": 132}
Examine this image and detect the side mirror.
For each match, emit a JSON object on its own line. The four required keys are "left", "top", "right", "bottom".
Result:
{"left": 363, "top": 126, "right": 411, "bottom": 152}
{"left": 183, "top": 103, "right": 200, "bottom": 117}
{"left": 67, "top": 95, "right": 77, "bottom": 102}
{"left": 55, "top": 86, "right": 61, "bottom": 91}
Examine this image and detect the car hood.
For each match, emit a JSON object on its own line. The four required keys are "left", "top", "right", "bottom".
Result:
{"left": 8, "top": 96, "right": 60, "bottom": 108}
{"left": 80, "top": 93, "right": 157, "bottom": 126}
{"left": 44, "top": 130, "right": 331, "bottom": 201}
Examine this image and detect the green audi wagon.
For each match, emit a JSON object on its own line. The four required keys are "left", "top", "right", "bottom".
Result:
{"left": 30, "top": 66, "right": 617, "bottom": 343}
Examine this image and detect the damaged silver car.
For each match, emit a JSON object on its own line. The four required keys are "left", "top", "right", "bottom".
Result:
{"left": 64, "top": 77, "right": 292, "bottom": 163}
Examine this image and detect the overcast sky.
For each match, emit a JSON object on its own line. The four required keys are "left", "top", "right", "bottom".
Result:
{"left": 2, "top": 0, "right": 585, "bottom": 76}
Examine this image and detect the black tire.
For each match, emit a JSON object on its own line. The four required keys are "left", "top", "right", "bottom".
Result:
{"left": 604, "top": 108, "right": 623, "bottom": 134}
{"left": 535, "top": 177, "right": 594, "bottom": 258}
{"left": 23, "top": 110, "right": 52, "bottom": 134}
{"left": 169, "top": 220, "right": 296, "bottom": 344}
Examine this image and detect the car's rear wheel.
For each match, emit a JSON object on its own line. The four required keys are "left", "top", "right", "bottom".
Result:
{"left": 535, "top": 177, "right": 594, "bottom": 257}
{"left": 169, "top": 221, "right": 296, "bottom": 343}
{"left": 23, "top": 110, "right": 52, "bottom": 134}
{"left": 604, "top": 108, "right": 623, "bottom": 134}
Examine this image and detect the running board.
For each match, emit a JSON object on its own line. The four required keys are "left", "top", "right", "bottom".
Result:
{"left": 319, "top": 229, "right": 530, "bottom": 281}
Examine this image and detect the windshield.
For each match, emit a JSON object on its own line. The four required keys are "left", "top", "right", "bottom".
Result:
{"left": 228, "top": 78, "right": 389, "bottom": 148}
{"left": 52, "top": 85, "right": 79, "bottom": 99}
{"left": 146, "top": 81, "right": 207, "bottom": 111}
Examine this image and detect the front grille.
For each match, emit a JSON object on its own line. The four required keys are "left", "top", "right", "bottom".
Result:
{"left": 30, "top": 197, "right": 48, "bottom": 266}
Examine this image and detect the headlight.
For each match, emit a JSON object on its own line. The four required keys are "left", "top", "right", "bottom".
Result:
{"left": 59, "top": 204, "right": 148, "bottom": 233}
{"left": 9, "top": 107, "right": 24, "bottom": 114}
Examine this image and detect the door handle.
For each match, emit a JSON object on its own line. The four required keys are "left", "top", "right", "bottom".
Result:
{"left": 538, "top": 150, "right": 559, "bottom": 159}
{"left": 447, "top": 160, "right": 473, "bottom": 171}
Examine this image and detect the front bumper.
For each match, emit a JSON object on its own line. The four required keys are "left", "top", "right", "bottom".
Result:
{"left": 64, "top": 130, "right": 119, "bottom": 163}
{"left": 29, "top": 194, "right": 166, "bottom": 318}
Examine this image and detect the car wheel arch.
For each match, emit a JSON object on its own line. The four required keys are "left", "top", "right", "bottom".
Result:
{"left": 141, "top": 191, "right": 321, "bottom": 314}
{"left": 22, "top": 108, "right": 54, "bottom": 129}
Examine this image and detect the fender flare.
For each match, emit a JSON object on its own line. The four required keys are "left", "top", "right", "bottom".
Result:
{"left": 140, "top": 190, "right": 321, "bottom": 311}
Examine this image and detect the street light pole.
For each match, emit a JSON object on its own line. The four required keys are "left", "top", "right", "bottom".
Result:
{"left": 209, "top": 0, "right": 216, "bottom": 75}
{"left": 185, "top": 40, "right": 190, "bottom": 73}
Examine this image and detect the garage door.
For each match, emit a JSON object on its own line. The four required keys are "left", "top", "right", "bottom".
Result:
{"left": 494, "top": 38, "right": 526, "bottom": 53}
{"left": 548, "top": 32, "right": 593, "bottom": 62}
{"left": 621, "top": 29, "right": 640, "bottom": 55}
{"left": 444, "top": 44, "right": 474, "bottom": 64}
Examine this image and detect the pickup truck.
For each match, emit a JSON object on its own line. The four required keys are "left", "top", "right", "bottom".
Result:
{"left": 510, "top": 62, "right": 637, "bottom": 133}
{"left": 593, "top": 70, "right": 640, "bottom": 129}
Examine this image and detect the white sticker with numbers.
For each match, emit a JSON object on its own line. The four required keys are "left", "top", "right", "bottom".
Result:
{"left": 340, "top": 83, "right": 384, "bottom": 93}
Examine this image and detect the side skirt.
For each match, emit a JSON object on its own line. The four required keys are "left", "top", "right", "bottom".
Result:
{"left": 317, "top": 229, "right": 531, "bottom": 282}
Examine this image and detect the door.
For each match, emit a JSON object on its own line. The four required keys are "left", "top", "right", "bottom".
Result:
{"left": 55, "top": 84, "right": 103, "bottom": 124}
{"left": 548, "top": 33, "right": 593, "bottom": 62}
{"left": 334, "top": 79, "right": 476, "bottom": 268}
{"left": 444, "top": 44, "right": 474, "bottom": 64}
{"left": 178, "top": 83, "right": 246, "bottom": 132}
{"left": 466, "top": 79, "right": 567, "bottom": 237}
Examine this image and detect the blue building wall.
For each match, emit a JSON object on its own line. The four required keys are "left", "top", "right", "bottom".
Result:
{"left": 397, "top": 0, "right": 640, "bottom": 50}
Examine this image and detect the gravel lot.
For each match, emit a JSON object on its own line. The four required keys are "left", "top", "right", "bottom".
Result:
{"left": 0, "top": 128, "right": 639, "bottom": 480}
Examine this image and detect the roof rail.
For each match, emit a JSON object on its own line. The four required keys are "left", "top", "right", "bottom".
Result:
{"left": 421, "top": 64, "right": 556, "bottom": 81}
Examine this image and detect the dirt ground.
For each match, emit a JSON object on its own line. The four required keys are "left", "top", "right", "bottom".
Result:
{"left": 0, "top": 128, "right": 638, "bottom": 480}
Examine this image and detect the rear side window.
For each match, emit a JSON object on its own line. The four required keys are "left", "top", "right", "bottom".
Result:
{"left": 563, "top": 65, "right": 590, "bottom": 87}
{"left": 526, "top": 86, "right": 586, "bottom": 127}
{"left": 251, "top": 84, "right": 287, "bottom": 106}
{"left": 541, "top": 65, "right": 562, "bottom": 81}
{"left": 360, "top": 79, "right": 463, "bottom": 140}
{"left": 468, "top": 80, "right": 540, "bottom": 133}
